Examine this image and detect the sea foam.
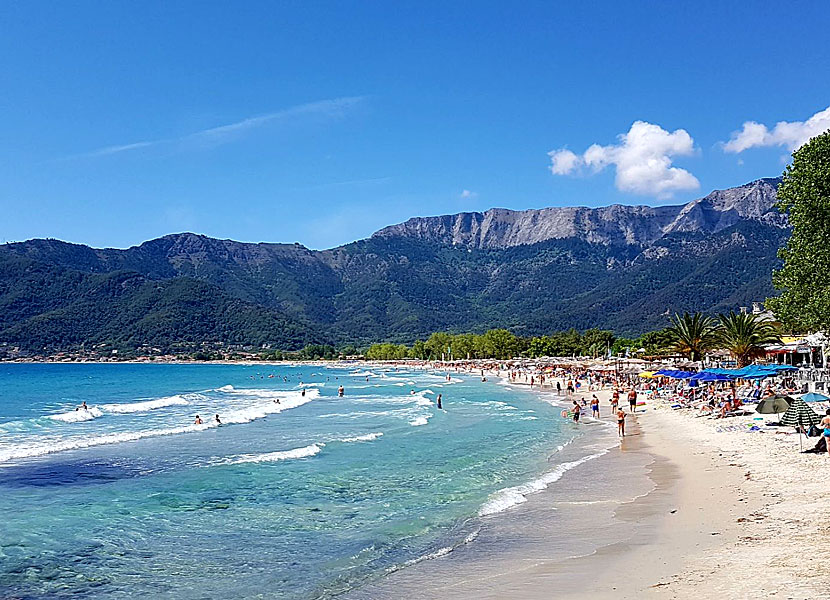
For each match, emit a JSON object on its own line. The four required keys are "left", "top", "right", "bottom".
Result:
{"left": 339, "top": 432, "right": 383, "bottom": 443}
{"left": 478, "top": 450, "right": 608, "bottom": 516}
{"left": 101, "top": 395, "right": 191, "bottom": 414}
{"left": 224, "top": 443, "right": 324, "bottom": 464}
{"left": 47, "top": 407, "right": 104, "bottom": 423}
{"left": 0, "top": 389, "right": 319, "bottom": 464}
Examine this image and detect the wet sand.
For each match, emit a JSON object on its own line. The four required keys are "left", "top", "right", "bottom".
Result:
{"left": 347, "top": 382, "right": 765, "bottom": 599}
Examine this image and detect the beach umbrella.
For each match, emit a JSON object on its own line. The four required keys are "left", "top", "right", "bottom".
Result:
{"left": 801, "top": 392, "right": 830, "bottom": 403}
{"left": 639, "top": 371, "right": 657, "bottom": 378}
{"left": 780, "top": 398, "right": 821, "bottom": 451}
{"left": 689, "top": 372, "right": 734, "bottom": 382}
{"left": 755, "top": 395, "right": 794, "bottom": 419}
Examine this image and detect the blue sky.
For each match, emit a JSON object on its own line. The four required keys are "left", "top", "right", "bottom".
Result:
{"left": 2, "top": 1, "right": 829, "bottom": 249}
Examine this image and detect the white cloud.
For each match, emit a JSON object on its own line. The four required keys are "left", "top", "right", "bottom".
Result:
{"left": 69, "top": 96, "right": 365, "bottom": 159}
{"left": 548, "top": 121, "right": 699, "bottom": 199}
{"left": 723, "top": 106, "right": 830, "bottom": 153}
{"left": 459, "top": 189, "right": 478, "bottom": 199}
{"left": 549, "top": 149, "right": 580, "bottom": 175}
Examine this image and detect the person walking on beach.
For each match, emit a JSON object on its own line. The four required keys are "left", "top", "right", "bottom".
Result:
{"left": 437, "top": 394, "right": 443, "bottom": 409}
{"left": 556, "top": 380, "right": 562, "bottom": 396}
{"left": 572, "top": 400, "right": 581, "bottom": 424}
{"left": 617, "top": 409, "right": 626, "bottom": 437}
{"left": 590, "top": 395, "right": 600, "bottom": 418}
{"left": 611, "top": 389, "right": 619, "bottom": 413}
{"left": 820, "top": 409, "right": 830, "bottom": 456}
{"left": 628, "top": 388, "right": 637, "bottom": 413}
{"left": 566, "top": 379, "right": 574, "bottom": 396}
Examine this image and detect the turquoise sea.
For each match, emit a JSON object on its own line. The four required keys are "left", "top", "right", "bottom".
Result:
{"left": 0, "top": 364, "right": 602, "bottom": 599}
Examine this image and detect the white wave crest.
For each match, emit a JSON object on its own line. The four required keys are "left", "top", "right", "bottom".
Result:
{"left": 217, "top": 385, "right": 235, "bottom": 392}
{"left": 224, "top": 443, "right": 323, "bottom": 464}
{"left": 339, "top": 432, "right": 383, "bottom": 443}
{"left": 0, "top": 390, "right": 319, "bottom": 464}
{"left": 478, "top": 451, "right": 607, "bottom": 516}
{"left": 101, "top": 395, "right": 190, "bottom": 414}
{"left": 409, "top": 415, "right": 430, "bottom": 427}
{"left": 387, "top": 529, "right": 481, "bottom": 574}
{"left": 47, "top": 407, "right": 103, "bottom": 423}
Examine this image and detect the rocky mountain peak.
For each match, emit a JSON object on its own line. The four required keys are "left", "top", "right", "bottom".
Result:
{"left": 372, "top": 178, "right": 784, "bottom": 249}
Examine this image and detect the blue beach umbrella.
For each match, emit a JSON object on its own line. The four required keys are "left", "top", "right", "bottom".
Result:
{"left": 801, "top": 392, "right": 830, "bottom": 403}
{"left": 690, "top": 372, "right": 735, "bottom": 382}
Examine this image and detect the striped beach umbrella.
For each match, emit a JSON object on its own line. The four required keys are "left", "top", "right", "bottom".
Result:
{"left": 780, "top": 397, "right": 821, "bottom": 428}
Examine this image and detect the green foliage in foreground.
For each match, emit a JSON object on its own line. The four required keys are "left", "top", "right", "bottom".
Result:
{"left": 767, "top": 130, "right": 830, "bottom": 330}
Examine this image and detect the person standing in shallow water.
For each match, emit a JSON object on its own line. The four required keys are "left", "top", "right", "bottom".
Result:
{"left": 436, "top": 394, "right": 443, "bottom": 409}
{"left": 617, "top": 409, "right": 626, "bottom": 437}
{"left": 338, "top": 385, "right": 344, "bottom": 397}
{"left": 572, "top": 400, "right": 581, "bottom": 423}
{"left": 590, "top": 395, "right": 600, "bottom": 418}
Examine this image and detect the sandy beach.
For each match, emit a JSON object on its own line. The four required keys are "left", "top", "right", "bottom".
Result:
{"left": 353, "top": 372, "right": 830, "bottom": 599}
{"left": 507, "top": 384, "right": 830, "bottom": 599}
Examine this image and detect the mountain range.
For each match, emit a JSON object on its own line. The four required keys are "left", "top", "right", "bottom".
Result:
{"left": 0, "top": 177, "right": 788, "bottom": 353}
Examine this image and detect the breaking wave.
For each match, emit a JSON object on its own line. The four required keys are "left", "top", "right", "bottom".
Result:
{"left": 478, "top": 451, "right": 607, "bottom": 516}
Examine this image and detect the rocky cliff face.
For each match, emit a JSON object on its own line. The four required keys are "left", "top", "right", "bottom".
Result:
{"left": 372, "top": 178, "right": 784, "bottom": 248}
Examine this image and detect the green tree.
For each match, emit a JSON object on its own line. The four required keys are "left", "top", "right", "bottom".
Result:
{"left": 410, "top": 340, "right": 429, "bottom": 360}
{"left": 638, "top": 329, "right": 673, "bottom": 356}
{"left": 717, "top": 311, "right": 781, "bottom": 367}
{"left": 477, "top": 329, "right": 519, "bottom": 359}
{"left": 666, "top": 312, "right": 718, "bottom": 362}
{"left": 767, "top": 131, "right": 830, "bottom": 330}
{"left": 452, "top": 333, "right": 478, "bottom": 359}
{"left": 425, "top": 332, "right": 454, "bottom": 359}
{"left": 582, "top": 328, "right": 615, "bottom": 357}
{"left": 527, "top": 336, "right": 555, "bottom": 358}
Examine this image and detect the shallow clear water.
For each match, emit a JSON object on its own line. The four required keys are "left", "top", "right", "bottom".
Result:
{"left": 0, "top": 364, "right": 588, "bottom": 599}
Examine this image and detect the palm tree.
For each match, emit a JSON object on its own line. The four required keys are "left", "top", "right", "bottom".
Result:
{"left": 717, "top": 311, "right": 781, "bottom": 367}
{"left": 666, "top": 312, "right": 718, "bottom": 362}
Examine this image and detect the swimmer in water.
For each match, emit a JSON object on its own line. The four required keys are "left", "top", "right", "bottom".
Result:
{"left": 301, "top": 389, "right": 306, "bottom": 397}
{"left": 194, "top": 415, "right": 203, "bottom": 425}
{"left": 338, "top": 385, "right": 345, "bottom": 397}
{"left": 437, "top": 394, "right": 443, "bottom": 409}
{"left": 215, "top": 414, "right": 221, "bottom": 424}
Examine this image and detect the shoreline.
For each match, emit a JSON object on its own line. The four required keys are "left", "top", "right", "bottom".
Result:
{"left": 351, "top": 371, "right": 830, "bottom": 599}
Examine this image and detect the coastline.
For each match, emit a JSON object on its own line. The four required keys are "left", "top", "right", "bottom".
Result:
{"left": 350, "top": 375, "right": 830, "bottom": 599}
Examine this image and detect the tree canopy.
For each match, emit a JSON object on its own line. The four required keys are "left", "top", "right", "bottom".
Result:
{"left": 767, "top": 130, "right": 830, "bottom": 330}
